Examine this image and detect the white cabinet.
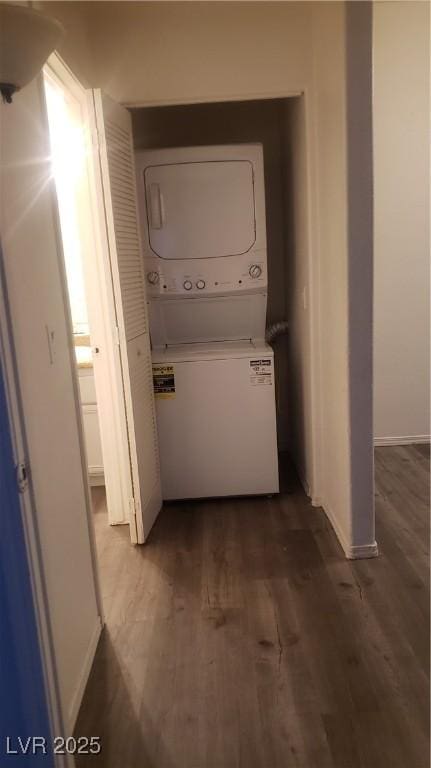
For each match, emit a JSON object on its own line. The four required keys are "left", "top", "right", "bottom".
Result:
{"left": 78, "top": 368, "right": 104, "bottom": 485}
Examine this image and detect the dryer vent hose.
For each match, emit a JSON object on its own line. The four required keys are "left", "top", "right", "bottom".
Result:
{"left": 265, "top": 320, "right": 289, "bottom": 344}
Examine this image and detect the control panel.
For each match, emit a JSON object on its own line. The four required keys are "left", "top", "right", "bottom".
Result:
{"left": 143, "top": 250, "right": 267, "bottom": 298}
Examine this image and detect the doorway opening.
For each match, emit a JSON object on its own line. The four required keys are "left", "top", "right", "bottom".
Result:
{"left": 43, "top": 59, "right": 164, "bottom": 560}
{"left": 44, "top": 59, "right": 317, "bottom": 607}
{"left": 44, "top": 73, "right": 104, "bottom": 488}
{"left": 43, "top": 66, "right": 138, "bottom": 552}
{"left": 104, "top": 94, "right": 314, "bottom": 563}
{"left": 130, "top": 96, "right": 315, "bottom": 497}
{"left": 44, "top": 66, "right": 316, "bottom": 523}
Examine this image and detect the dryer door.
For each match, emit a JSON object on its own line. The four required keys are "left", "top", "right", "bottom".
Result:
{"left": 144, "top": 160, "right": 256, "bottom": 260}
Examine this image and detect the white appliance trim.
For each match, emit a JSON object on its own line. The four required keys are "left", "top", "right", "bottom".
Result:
{"left": 152, "top": 339, "right": 272, "bottom": 364}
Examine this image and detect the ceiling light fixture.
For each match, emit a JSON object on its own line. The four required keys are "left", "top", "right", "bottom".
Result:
{"left": 0, "top": 3, "right": 64, "bottom": 104}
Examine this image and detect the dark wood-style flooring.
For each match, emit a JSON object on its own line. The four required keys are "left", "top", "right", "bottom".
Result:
{"left": 75, "top": 446, "right": 430, "bottom": 767}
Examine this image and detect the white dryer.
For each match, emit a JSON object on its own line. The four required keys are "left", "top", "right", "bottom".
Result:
{"left": 135, "top": 144, "right": 279, "bottom": 500}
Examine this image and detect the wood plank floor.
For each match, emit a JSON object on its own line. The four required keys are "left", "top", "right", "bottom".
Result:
{"left": 75, "top": 446, "right": 430, "bottom": 768}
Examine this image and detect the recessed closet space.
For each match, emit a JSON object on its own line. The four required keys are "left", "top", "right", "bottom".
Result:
{"left": 131, "top": 96, "right": 313, "bottom": 490}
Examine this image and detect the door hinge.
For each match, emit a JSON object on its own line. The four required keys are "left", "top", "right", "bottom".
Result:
{"left": 16, "top": 461, "right": 29, "bottom": 494}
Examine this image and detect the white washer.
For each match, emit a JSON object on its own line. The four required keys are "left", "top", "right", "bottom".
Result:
{"left": 135, "top": 144, "right": 280, "bottom": 500}
{"left": 152, "top": 341, "right": 279, "bottom": 500}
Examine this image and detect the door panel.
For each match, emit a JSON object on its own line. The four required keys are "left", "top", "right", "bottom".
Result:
{"left": 104, "top": 119, "right": 148, "bottom": 341}
{"left": 1, "top": 75, "right": 101, "bottom": 732}
{"left": 93, "top": 90, "right": 162, "bottom": 543}
{"left": 44, "top": 65, "right": 131, "bottom": 527}
{"left": 127, "top": 333, "right": 161, "bottom": 539}
{"left": 144, "top": 160, "right": 256, "bottom": 260}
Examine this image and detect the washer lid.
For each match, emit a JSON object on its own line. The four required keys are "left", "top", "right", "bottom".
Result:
{"left": 151, "top": 339, "right": 273, "bottom": 363}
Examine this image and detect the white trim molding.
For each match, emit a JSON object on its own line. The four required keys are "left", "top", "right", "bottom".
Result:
{"left": 68, "top": 618, "right": 102, "bottom": 734}
{"left": 297, "top": 467, "right": 311, "bottom": 499}
{"left": 88, "top": 469, "right": 105, "bottom": 487}
{"left": 123, "top": 88, "right": 304, "bottom": 110}
{"left": 347, "top": 542, "right": 379, "bottom": 560}
{"left": 312, "top": 497, "right": 378, "bottom": 560}
{"left": 374, "top": 435, "right": 431, "bottom": 447}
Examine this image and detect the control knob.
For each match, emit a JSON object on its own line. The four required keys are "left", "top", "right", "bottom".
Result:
{"left": 147, "top": 271, "right": 160, "bottom": 285}
{"left": 183, "top": 280, "right": 193, "bottom": 291}
{"left": 196, "top": 279, "right": 206, "bottom": 290}
{"left": 249, "top": 264, "right": 262, "bottom": 279}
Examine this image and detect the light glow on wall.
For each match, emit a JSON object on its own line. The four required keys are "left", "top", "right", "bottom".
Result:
{"left": 44, "top": 75, "right": 89, "bottom": 341}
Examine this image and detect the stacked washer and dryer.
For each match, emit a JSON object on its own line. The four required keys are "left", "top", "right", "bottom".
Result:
{"left": 135, "top": 144, "right": 279, "bottom": 501}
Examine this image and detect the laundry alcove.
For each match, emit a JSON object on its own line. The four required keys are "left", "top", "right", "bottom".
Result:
{"left": 130, "top": 95, "right": 314, "bottom": 493}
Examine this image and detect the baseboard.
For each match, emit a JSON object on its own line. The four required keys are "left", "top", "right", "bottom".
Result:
{"left": 88, "top": 469, "right": 105, "bottom": 487}
{"left": 374, "top": 435, "right": 430, "bottom": 446}
{"left": 346, "top": 541, "right": 379, "bottom": 559}
{"left": 68, "top": 617, "right": 102, "bottom": 734}
{"left": 296, "top": 467, "right": 310, "bottom": 498}
{"left": 285, "top": 453, "right": 312, "bottom": 498}
{"left": 88, "top": 464, "right": 104, "bottom": 474}
{"left": 313, "top": 496, "right": 378, "bottom": 560}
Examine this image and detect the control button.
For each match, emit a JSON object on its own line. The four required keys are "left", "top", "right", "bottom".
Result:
{"left": 196, "top": 279, "right": 206, "bottom": 290}
{"left": 147, "top": 271, "right": 160, "bottom": 285}
{"left": 183, "top": 280, "right": 193, "bottom": 291}
{"left": 249, "top": 264, "right": 262, "bottom": 279}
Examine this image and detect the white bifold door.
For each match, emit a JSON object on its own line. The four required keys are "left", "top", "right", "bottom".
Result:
{"left": 90, "top": 90, "right": 161, "bottom": 543}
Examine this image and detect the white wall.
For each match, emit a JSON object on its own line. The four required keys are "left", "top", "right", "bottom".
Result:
{"left": 309, "top": 1, "right": 375, "bottom": 556}
{"left": 85, "top": 0, "right": 312, "bottom": 105}
{"left": 37, "top": 1, "right": 95, "bottom": 87}
{"left": 0, "top": 77, "right": 101, "bottom": 732}
{"left": 346, "top": 2, "right": 374, "bottom": 550}
{"left": 282, "top": 96, "right": 313, "bottom": 487}
{"left": 309, "top": 2, "right": 353, "bottom": 549}
{"left": 373, "top": 1, "right": 430, "bottom": 443}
